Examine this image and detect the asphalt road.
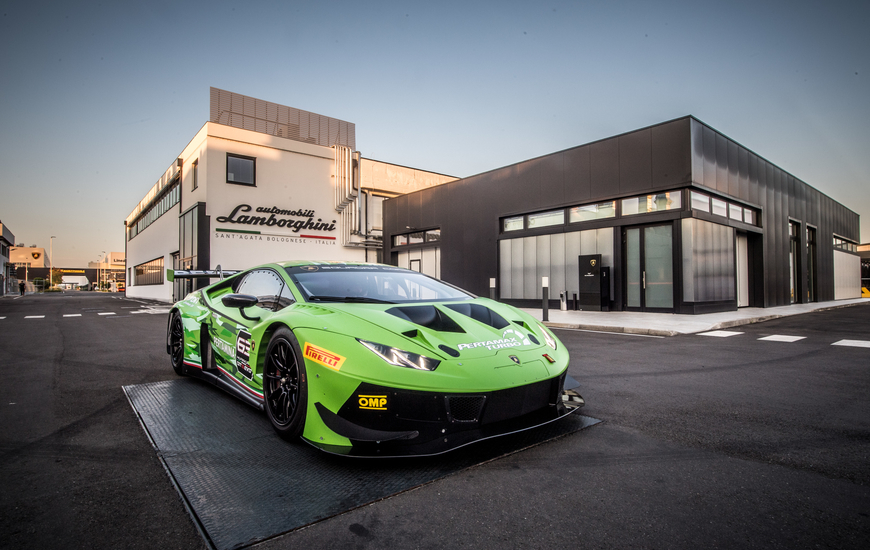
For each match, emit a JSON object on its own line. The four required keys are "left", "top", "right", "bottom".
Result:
{"left": 1, "top": 293, "right": 868, "bottom": 549}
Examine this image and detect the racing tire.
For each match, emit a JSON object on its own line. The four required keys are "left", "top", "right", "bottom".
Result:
{"left": 263, "top": 327, "right": 308, "bottom": 440}
{"left": 168, "top": 312, "right": 185, "bottom": 376}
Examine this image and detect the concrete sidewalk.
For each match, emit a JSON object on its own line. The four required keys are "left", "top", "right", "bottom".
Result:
{"left": 526, "top": 297, "right": 870, "bottom": 336}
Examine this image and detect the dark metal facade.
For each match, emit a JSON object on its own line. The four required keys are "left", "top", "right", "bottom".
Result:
{"left": 383, "top": 116, "right": 860, "bottom": 313}
{"left": 209, "top": 87, "right": 355, "bottom": 150}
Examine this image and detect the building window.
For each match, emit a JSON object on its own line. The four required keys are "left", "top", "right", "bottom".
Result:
{"left": 127, "top": 180, "right": 180, "bottom": 241}
{"left": 691, "top": 191, "right": 710, "bottom": 212}
{"left": 729, "top": 203, "right": 742, "bottom": 220}
{"left": 711, "top": 198, "right": 728, "bottom": 217}
{"left": 227, "top": 153, "right": 255, "bottom": 186}
{"left": 191, "top": 160, "right": 198, "bottom": 191}
{"left": 622, "top": 192, "right": 682, "bottom": 216}
{"left": 833, "top": 236, "right": 857, "bottom": 253}
{"left": 569, "top": 201, "right": 616, "bottom": 223}
{"left": 503, "top": 216, "right": 524, "bottom": 232}
{"left": 393, "top": 228, "right": 441, "bottom": 248}
{"left": 134, "top": 257, "right": 164, "bottom": 286}
{"left": 527, "top": 209, "right": 564, "bottom": 229}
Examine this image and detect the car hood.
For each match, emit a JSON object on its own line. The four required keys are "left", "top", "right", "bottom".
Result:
{"left": 289, "top": 298, "right": 549, "bottom": 361}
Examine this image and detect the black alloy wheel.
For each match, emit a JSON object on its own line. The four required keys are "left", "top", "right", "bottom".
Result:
{"left": 263, "top": 327, "right": 307, "bottom": 439}
{"left": 168, "top": 312, "right": 185, "bottom": 376}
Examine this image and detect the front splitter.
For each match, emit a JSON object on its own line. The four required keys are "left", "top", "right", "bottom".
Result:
{"left": 124, "top": 378, "right": 600, "bottom": 550}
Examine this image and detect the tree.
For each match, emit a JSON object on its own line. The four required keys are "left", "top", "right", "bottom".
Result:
{"left": 51, "top": 270, "right": 63, "bottom": 287}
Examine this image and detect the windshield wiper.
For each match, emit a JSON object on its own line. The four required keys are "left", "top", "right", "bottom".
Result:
{"left": 307, "top": 295, "right": 396, "bottom": 304}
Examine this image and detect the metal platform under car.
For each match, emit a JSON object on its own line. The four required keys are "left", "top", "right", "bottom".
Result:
{"left": 124, "top": 378, "right": 600, "bottom": 550}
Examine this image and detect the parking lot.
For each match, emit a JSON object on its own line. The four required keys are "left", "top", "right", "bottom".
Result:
{"left": 1, "top": 293, "right": 868, "bottom": 549}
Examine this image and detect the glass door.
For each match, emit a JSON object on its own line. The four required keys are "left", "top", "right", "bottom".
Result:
{"left": 625, "top": 224, "right": 674, "bottom": 311}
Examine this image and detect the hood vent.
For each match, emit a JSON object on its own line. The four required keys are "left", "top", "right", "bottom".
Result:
{"left": 445, "top": 303, "right": 509, "bottom": 330}
{"left": 386, "top": 306, "right": 465, "bottom": 333}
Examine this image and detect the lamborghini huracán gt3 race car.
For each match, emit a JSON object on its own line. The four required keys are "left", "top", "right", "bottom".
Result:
{"left": 167, "top": 261, "right": 583, "bottom": 457}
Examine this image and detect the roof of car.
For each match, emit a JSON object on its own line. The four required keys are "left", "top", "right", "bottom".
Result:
{"left": 276, "top": 260, "right": 386, "bottom": 268}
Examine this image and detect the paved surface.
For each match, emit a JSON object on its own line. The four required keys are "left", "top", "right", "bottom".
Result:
{"left": 1, "top": 292, "right": 868, "bottom": 549}
{"left": 526, "top": 297, "right": 870, "bottom": 335}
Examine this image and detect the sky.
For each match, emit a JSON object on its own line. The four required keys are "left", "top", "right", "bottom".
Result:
{"left": 1, "top": 0, "right": 868, "bottom": 266}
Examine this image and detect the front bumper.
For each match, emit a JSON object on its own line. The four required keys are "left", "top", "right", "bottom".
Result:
{"left": 305, "top": 372, "right": 584, "bottom": 457}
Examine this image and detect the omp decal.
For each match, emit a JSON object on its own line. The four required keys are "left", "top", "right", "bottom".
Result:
{"left": 358, "top": 395, "right": 388, "bottom": 410}
{"left": 303, "top": 343, "right": 346, "bottom": 371}
{"left": 236, "top": 330, "right": 254, "bottom": 380}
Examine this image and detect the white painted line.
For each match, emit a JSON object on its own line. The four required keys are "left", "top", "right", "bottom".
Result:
{"left": 698, "top": 330, "right": 744, "bottom": 337}
{"left": 832, "top": 339, "right": 870, "bottom": 349}
{"left": 758, "top": 335, "right": 806, "bottom": 343}
{"left": 98, "top": 312, "right": 116, "bottom": 316}
{"left": 0, "top": 316, "right": 5, "bottom": 319}
{"left": 25, "top": 315, "right": 45, "bottom": 319}
{"left": 63, "top": 314, "right": 82, "bottom": 318}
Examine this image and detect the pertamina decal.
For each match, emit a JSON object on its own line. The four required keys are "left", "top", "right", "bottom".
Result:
{"left": 236, "top": 330, "right": 254, "bottom": 379}
{"left": 303, "top": 343, "right": 346, "bottom": 371}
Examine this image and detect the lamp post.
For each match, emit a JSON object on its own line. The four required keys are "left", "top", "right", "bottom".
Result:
{"left": 50, "top": 236, "right": 56, "bottom": 290}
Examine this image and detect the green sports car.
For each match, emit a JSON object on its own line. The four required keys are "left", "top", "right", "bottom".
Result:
{"left": 167, "top": 261, "right": 583, "bottom": 457}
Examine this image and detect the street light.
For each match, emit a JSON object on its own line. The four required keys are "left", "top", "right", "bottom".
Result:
{"left": 100, "top": 251, "right": 106, "bottom": 291}
{"left": 50, "top": 236, "right": 56, "bottom": 291}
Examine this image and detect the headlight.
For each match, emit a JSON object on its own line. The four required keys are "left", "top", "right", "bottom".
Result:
{"left": 537, "top": 323, "right": 557, "bottom": 350}
{"left": 358, "top": 339, "right": 440, "bottom": 371}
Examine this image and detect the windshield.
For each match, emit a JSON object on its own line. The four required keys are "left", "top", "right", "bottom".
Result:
{"left": 285, "top": 265, "right": 473, "bottom": 304}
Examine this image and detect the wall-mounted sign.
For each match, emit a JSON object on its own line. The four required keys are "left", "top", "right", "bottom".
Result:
{"left": 216, "top": 204, "right": 336, "bottom": 233}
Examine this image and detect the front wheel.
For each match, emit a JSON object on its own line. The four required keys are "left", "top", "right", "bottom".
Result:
{"left": 263, "top": 327, "right": 307, "bottom": 440}
{"left": 168, "top": 312, "right": 185, "bottom": 376}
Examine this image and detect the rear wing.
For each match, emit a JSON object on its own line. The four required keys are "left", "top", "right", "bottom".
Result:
{"left": 166, "top": 265, "right": 240, "bottom": 282}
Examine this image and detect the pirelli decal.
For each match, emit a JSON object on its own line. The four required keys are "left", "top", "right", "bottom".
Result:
{"left": 303, "top": 343, "right": 346, "bottom": 371}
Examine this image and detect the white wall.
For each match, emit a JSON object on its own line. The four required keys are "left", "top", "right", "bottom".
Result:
{"left": 833, "top": 250, "right": 861, "bottom": 299}
{"left": 126, "top": 202, "right": 179, "bottom": 301}
{"left": 205, "top": 124, "right": 366, "bottom": 270}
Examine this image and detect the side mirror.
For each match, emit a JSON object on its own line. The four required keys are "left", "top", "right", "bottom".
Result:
{"left": 221, "top": 293, "right": 260, "bottom": 321}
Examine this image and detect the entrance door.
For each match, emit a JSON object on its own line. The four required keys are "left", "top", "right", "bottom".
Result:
{"left": 737, "top": 233, "right": 749, "bottom": 307}
{"left": 625, "top": 224, "right": 674, "bottom": 311}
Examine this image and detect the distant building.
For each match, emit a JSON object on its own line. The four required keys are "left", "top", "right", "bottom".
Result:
{"left": 0, "top": 221, "right": 15, "bottom": 295}
{"left": 10, "top": 246, "right": 49, "bottom": 268}
{"left": 87, "top": 252, "right": 126, "bottom": 290}
{"left": 125, "top": 88, "right": 456, "bottom": 302}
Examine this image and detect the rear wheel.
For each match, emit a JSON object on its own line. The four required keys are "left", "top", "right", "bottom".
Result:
{"left": 168, "top": 312, "right": 185, "bottom": 376}
{"left": 263, "top": 327, "right": 307, "bottom": 439}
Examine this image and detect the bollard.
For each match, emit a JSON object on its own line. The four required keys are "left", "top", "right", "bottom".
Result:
{"left": 489, "top": 278, "right": 496, "bottom": 300}
{"left": 573, "top": 292, "right": 578, "bottom": 311}
{"left": 542, "top": 277, "right": 549, "bottom": 322}
{"left": 560, "top": 291, "right": 567, "bottom": 311}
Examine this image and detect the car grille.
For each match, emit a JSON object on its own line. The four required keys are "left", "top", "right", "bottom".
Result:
{"left": 445, "top": 395, "right": 486, "bottom": 423}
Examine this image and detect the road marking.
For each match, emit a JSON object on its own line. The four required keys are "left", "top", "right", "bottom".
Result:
{"left": 98, "top": 312, "right": 116, "bottom": 316}
{"left": 25, "top": 315, "right": 45, "bottom": 319}
{"left": 832, "top": 339, "right": 870, "bottom": 348}
{"left": 758, "top": 335, "right": 806, "bottom": 342}
{"left": 0, "top": 316, "right": 5, "bottom": 319}
{"left": 63, "top": 314, "right": 82, "bottom": 318}
{"left": 698, "top": 330, "right": 744, "bottom": 337}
